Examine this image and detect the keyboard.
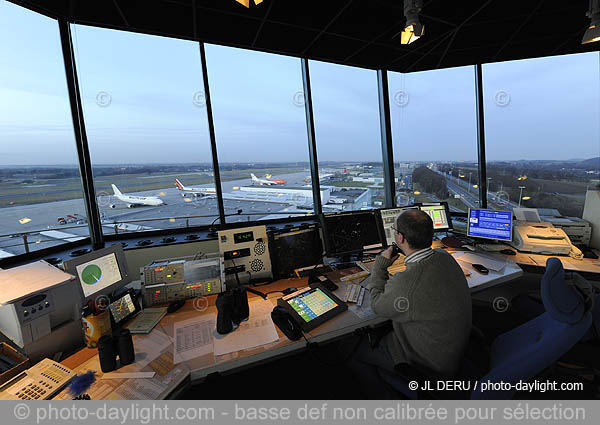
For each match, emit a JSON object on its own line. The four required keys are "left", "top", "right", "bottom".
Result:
{"left": 344, "top": 284, "right": 366, "bottom": 306}
{"left": 476, "top": 243, "right": 512, "bottom": 252}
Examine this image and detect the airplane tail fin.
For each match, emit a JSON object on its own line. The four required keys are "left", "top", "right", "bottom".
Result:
{"left": 251, "top": 173, "right": 258, "bottom": 181}
{"left": 111, "top": 184, "right": 122, "bottom": 196}
{"left": 174, "top": 179, "right": 185, "bottom": 190}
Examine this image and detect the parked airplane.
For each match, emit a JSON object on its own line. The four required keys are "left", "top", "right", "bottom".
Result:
{"left": 250, "top": 173, "right": 286, "bottom": 186}
{"left": 174, "top": 179, "right": 217, "bottom": 197}
{"left": 110, "top": 184, "right": 165, "bottom": 208}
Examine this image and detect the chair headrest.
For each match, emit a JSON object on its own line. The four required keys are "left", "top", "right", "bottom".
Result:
{"left": 541, "top": 258, "right": 585, "bottom": 324}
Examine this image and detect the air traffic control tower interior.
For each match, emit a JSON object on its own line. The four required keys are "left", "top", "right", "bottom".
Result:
{"left": 1, "top": 0, "right": 600, "bottom": 403}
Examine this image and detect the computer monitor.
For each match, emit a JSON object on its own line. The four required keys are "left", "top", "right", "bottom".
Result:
{"left": 418, "top": 202, "right": 452, "bottom": 232}
{"left": 379, "top": 206, "right": 420, "bottom": 246}
{"left": 268, "top": 224, "right": 324, "bottom": 279}
{"left": 320, "top": 210, "right": 384, "bottom": 257}
{"left": 62, "top": 244, "right": 131, "bottom": 302}
{"left": 467, "top": 208, "right": 513, "bottom": 242}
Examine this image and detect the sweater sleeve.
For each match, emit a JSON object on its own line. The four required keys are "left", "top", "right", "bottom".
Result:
{"left": 369, "top": 256, "right": 412, "bottom": 321}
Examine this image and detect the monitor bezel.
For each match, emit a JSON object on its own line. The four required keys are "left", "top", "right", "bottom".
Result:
{"left": 319, "top": 210, "right": 385, "bottom": 257}
{"left": 267, "top": 223, "right": 324, "bottom": 279}
{"left": 276, "top": 283, "right": 348, "bottom": 332}
{"left": 416, "top": 201, "right": 454, "bottom": 232}
{"left": 466, "top": 207, "right": 514, "bottom": 242}
{"left": 62, "top": 244, "right": 132, "bottom": 303}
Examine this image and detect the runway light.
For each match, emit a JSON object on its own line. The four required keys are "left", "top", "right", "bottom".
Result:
{"left": 169, "top": 218, "right": 176, "bottom": 222}
{"left": 413, "top": 191, "right": 421, "bottom": 195}
{"left": 400, "top": 0, "right": 425, "bottom": 45}
{"left": 473, "top": 185, "right": 478, "bottom": 188}
{"left": 159, "top": 192, "right": 167, "bottom": 196}
{"left": 583, "top": 0, "right": 600, "bottom": 44}
{"left": 522, "top": 196, "right": 531, "bottom": 201}
{"left": 19, "top": 217, "right": 32, "bottom": 224}
{"left": 233, "top": 186, "right": 240, "bottom": 190}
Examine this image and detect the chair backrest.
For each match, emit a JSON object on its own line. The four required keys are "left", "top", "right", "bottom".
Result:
{"left": 541, "top": 258, "right": 585, "bottom": 324}
{"left": 472, "top": 257, "right": 592, "bottom": 399}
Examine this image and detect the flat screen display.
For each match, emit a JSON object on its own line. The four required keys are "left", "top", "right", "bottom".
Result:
{"left": 467, "top": 208, "right": 513, "bottom": 241}
{"left": 75, "top": 253, "right": 122, "bottom": 299}
{"left": 380, "top": 206, "right": 419, "bottom": 246}
{"left": 109, "top": 293, "right": 136, "bottom": 324}
{"left": 419, "top": 204, "right": 451, "bottom": 231}
{"left": 287, "top": 288, "right": 338, "bottom": 323}
{"left": 321, "top": 211, "right": 383, "bottom": 256}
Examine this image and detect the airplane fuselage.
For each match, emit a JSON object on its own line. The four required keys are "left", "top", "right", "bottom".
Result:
{"left": 116, "top": 194, "right": 164, "bottom": 206}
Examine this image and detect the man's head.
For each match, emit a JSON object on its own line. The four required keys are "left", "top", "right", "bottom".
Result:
{"left": 394, "top": 209, "right": 434, "bottom": 254}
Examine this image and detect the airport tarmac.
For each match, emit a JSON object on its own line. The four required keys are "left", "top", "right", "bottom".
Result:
{"left": 0, "top": 172, "right": 314, "bottom": 257}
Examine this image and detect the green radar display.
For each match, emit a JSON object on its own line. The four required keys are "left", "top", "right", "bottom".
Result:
{"left": 81, "top": 264, "right": 102, "bottom": 285}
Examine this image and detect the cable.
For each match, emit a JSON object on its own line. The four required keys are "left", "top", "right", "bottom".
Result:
{"left": 231, "top": 259, "right": 241, "bottom": 287}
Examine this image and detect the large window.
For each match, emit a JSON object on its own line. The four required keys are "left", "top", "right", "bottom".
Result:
{"left": 72, "top": 25, "right": 218, "bottom": 236}
{"left": 388, "top": 66, "right": 480, "bottom": 219}
{"left": 205, "top": 45, "right": 311, "bottom": 223}
{"left": 0, "top": 1, "right": 89, "bottom": 257}
{"left": 483, "top": 53, "right": 600, "bottom": 218}
{"left": 309, "top": 61, "right": 384, "bottom": 211}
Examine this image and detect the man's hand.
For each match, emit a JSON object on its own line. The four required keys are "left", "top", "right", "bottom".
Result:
{"left": 381, "top": 246, "right": 399, "bottom": 261}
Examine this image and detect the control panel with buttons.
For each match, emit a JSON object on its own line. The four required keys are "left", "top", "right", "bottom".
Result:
{"left": 142, "top": 260, "right": 185, "bottom": 285}
{"left": 16, "top": 292, "right": 54, "bottom": 324}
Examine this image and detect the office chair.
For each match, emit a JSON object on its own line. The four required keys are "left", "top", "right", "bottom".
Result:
{"left": 377, "top": 326, "right": 489, "bottom": 399}
{"left": 379, "top": 258, "right": 593, "bottom": 400}
{"left": 471, "top": 257, "right": 593, "bottom": 399}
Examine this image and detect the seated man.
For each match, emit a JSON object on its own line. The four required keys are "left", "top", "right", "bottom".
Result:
{"left": 348, "top": 209, "right": 471, "bottom": 393}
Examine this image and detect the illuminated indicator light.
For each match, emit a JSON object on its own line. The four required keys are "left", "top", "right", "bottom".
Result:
{"left": 155, "top": 290, "right": 161, "bottom": 294}
{"left": 167, "top": 274, "right": 172, "bottom": 278}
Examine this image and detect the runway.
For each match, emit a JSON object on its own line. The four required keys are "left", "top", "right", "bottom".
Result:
{"left": 0, "top": 171, "right": 313, "bottom": 257}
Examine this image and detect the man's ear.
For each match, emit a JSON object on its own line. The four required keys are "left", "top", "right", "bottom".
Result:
{"left": 396, "top": 232, "right": 405, "bottom": 245}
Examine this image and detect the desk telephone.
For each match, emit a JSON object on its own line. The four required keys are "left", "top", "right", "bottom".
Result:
{"left": 0, "top": 358, "right": 75, "bottom": 400}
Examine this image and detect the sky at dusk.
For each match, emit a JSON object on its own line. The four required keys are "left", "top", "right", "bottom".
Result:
{"left": 1, "top": 0, "right": 598, "bottom": 166}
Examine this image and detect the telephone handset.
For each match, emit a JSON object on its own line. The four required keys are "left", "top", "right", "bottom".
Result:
{"left": 0, "top": 358, "right": 75, "bottom": 400}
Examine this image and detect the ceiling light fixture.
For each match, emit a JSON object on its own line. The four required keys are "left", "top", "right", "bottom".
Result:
{"left": 583, "top": 0, "right": 600, "bottom": 44}
{"left": 235, "top": 0, "right": 264, "bottom": 7}
{"left": 401, "top": 0, "right": 425, "bottom": 44}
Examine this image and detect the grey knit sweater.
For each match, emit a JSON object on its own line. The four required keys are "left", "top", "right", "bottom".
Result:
{"left": 370, "top": 248, "right": 472, "bottom": 377}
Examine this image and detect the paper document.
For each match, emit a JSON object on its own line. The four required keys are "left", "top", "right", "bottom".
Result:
{"left": 213, "top": 314, "right": 279, "bottom": 356}
{"left": 101, "top": 372, "right": 156, "bottom": 379}
{"left": 133, "top": 330, "right": 172, "bottom": 367}
{"left": 248, "top": 298, "right": 277, "bottom": 316}
{"left": 110, "top": 379, "right": 166, "bottom": 400}
{"left": 348, "top": 289, "right": 377, "bottom": 320}
{"left": 452, "top": 252, "right": 506, "bottom": 272}
{"left": 514, "top": 208, "right": 541, "bottom": 223}
{"left": 173, "top": 315, "right": 215, "bottom": 364}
